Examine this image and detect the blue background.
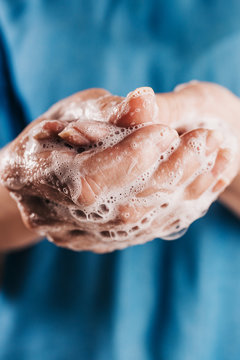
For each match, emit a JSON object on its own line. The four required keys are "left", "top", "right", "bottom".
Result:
{"left": 0, "top": 1, "right": 240, "bottom": 359}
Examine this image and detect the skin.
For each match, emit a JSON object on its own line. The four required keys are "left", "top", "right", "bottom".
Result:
{"left": 0, "top": 81, "right": 239, "bottom": 253}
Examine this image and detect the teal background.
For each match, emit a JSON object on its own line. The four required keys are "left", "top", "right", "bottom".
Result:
{"left": 0, "top": 1, "right": 240, "bottom": 359}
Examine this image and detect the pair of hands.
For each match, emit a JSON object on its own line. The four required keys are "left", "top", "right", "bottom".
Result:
{"left": 0, "top": 81, "right": 239, "bottom": 253}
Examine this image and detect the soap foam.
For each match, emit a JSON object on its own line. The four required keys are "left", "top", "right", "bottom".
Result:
{"left": 1, "top": 93, "right": 238, "bottom": 251}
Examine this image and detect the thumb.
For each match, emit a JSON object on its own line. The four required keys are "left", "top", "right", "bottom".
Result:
{"left": 110, "top": 87, "right": 159, "bottom": 127}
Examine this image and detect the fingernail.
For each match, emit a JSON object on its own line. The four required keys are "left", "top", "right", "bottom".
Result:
{"left": 206, "top": 130, "right": 223, "bottom": 154}
{"left": 59, "top": 128, "right": 90, "bottom": 145}
{"left": 212, "top": 179, "right": 226, "bottom": 192}
{"left": 124, "top": 87, "right": 158, "bottom": 125}
{"left": 33, "top": 121, "right": 65, "bottom": 140}
{"left": 127, "top": 87, "right": 155, "bottom": 99}
{"left": 174, "top": 80, "right": 199, "bottom": 92}
{"left": 221, "top": 148, "right": 232, "bottom": 161}
{"left": 157, "top": 127, "right": 179, "bottom": 150}
{"left": 174, "top": 82, "right": 189, "bottom": 92}
{"left": 212, "top": 149, "right": 232, "bottom": 176}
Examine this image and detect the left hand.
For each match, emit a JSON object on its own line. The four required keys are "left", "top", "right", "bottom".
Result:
{"left": 156, "top": 80, "right": 240, "bottom": 154}
{"left": 154, "top": 81, "right": 240, "bottom": 219}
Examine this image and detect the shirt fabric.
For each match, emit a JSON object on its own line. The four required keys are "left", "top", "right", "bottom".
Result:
{"left": 0, "top": 1, "right": 240, "bottom": 359}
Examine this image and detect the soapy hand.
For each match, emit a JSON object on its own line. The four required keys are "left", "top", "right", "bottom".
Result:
{"left": 0, "top": 84, "right": 239, "bottom": 253}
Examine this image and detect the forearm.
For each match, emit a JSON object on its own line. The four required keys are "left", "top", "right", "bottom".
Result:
{"left": 0, "top": 183, "right": 41, "bottom": 252}
{"left": 0, "top": 149, "right": 40, "bottom": 252}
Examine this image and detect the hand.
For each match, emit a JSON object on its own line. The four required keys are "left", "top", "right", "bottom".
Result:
{"left": 155, "top": 81, "right": 240, "bottom": 218}
{"left": 0, "top": 85, "right": 238, "bottom": 253}
{"left": 160, "top": 80, "right": 240, "bottom": 138}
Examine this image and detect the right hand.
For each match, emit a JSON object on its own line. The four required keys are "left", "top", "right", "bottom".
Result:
{"left": 0, "top": 87, "right": 238, "bottom": 253}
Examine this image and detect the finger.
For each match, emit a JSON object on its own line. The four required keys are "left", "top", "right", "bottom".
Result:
{"left": 109, "top": 87, "right": 159, "bottom": 127}
{"left": 33, "top": 120, "right": 65, "bottom": 140}
{"left": 44, "top": 88, "right": 115, "bottom": 122}
{"left": 212, "top": 179, "right": 227, "bottom": 193}
{"left": 58, "top": 120, "right": 111, "bottom": 146}
{"left": 78, "top": 124, "right": 179, "bottom": 205}
{"left": 151, "top": 212, "right": 181, "bottom": 234}
{"left": 69, "top": 88, "right": 111, "bottom": 101}
{"left": 45, "top": 88, "right": 112, "bottom": 118}
{"left": 184, "top": 148, "right": 231, "bottom": 200}
{"left": 211, "top": 147, "right": 238, "bottom": 193}
{"left": 212, "top": 154, "right": 239, "bottom": 193}
{"left": 137, "top": 128, "right": 223, "bottom": 198}
{"left": 116, "top": 203, "right": 153, "bottom": 224}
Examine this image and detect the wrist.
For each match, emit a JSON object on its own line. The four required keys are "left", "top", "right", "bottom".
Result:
{"left": 0, "top": 149, "right": 41, "bottom": 252}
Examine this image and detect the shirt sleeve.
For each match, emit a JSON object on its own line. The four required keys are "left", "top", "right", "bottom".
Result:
{"left": 0, "top": 26, "right": 27, "bottom": 148}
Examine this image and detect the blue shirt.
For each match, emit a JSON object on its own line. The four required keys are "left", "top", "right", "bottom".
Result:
{"left": 0, "top": 1, "right": 240, "bottom": 359}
